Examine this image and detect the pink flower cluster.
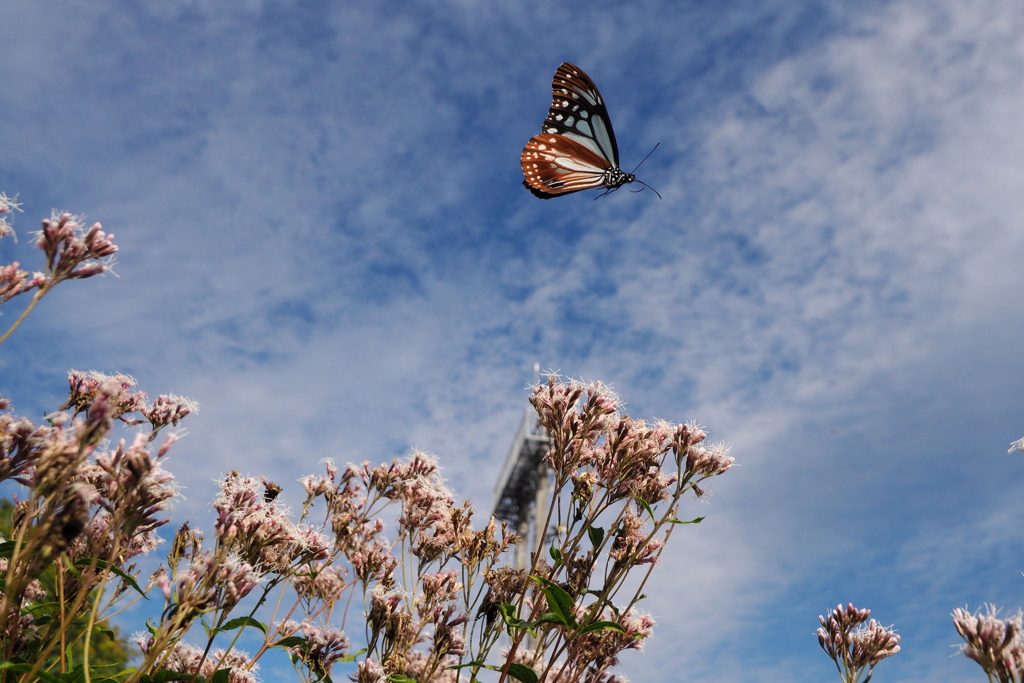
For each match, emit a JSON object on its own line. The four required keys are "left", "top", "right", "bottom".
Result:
{"left": 0, "top": 368, "right": 185, "bottom": 668}
{"left": 0, "top": 210, "right": 115, "bottom": 302}
{"left": 62, "top": 370, "right": 199, "bottom": 437}
{"left": 134, "top": 635, "right": 258, "bottom": 683}
{"left": 817, "top": 603, "right": 900, "bottom": 682}
{"left": 530, "top": 376, "right": 733, "bottom": 506}
{"left": 2, "top": 358, "right": 728, "bottom": 683}
{"left": 1, "top": 203, "right": 119, "bottom": 344}
{"left": 953, "top": 604, "right": 1024, "bottom": 681}
{"left": 213, "top": 471, "right": 330, "bottom": 573}
{"left": 277, "top": 619, "right": 351, "bottom": 676}
{"left": 477, "top": 375, "right": 734, "bottom": 683}
{"left": 35, "top": 211, "right": 117, "bottom": 282}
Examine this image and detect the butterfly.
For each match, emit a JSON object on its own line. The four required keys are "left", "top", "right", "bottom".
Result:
{"left": 521, "top": 62, "right": 658, "bottom": 199}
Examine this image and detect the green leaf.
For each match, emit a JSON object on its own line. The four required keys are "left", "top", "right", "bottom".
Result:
{"left": 549, "top": 543, "right": 563, "bottom": 565}
{"left": 61, "top": 664, "right": 120, "bottom": 683}
{"left": 667, "top": 516, "right": 704, "bottom": 525}
{"left": 0, "top": 540, "right": 16, "bottom": 558}
{"left": 25, "top": 599, "right": 62, "bottom": 616}
{"left": 211, "top": 668, "right": 232, "bottom": 683}
{"left": 0, "top": 662, "right": 62, "bottom": 682}
{"left": 104, "top": 559, "right": 149, "bottom": 597}
{"left": 217, "top": 615, "right": 268, "bottom": 636}
{"left": 531, "top": 576, "right": 577, "bottom": 629}
{"left": 387, "top": 675, "right": 418, "bottom": 683}
{"left": 57, "top": 664, "right": 87, "bottom": 683}
{"left": 577, "top": 619, "right": 626, "bottom": 635}
{"left": 499, "top": 602, "right": 530, "bottom": 632}
{"left": 506, "top": 662, "right": 539, "bottom": 683}
{"left": 532, "top": 612, "right": 570, "bottom": 627}
{"left": 587, "top": 525, "right": 605, "bottom": 550}
{"left": 274, "top": 635, "right": 308, "bottom": 649}
{"left": 635, "top": 496, "right": 656, "bottom": 521}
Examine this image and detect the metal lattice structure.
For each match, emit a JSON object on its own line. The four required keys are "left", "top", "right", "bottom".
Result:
{"left": 491, "top": 408, "right": 551, "bottom": 569}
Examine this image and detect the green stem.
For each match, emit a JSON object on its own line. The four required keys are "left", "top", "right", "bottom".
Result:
{"left": 0, "top": 285, "right": 50, "bottom": 345}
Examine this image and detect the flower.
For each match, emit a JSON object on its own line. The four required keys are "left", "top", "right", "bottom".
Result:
{"left": 953, "top": 604, "right": 1024, "bottom": 682}
{"left": 817, "top": 603, "right": 900, "bottom": 682}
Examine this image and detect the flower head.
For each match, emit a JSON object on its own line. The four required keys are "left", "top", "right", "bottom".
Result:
{"left": 817, "top": 603, "right": 900, "bottom": 682}
{"left": 953, "top": 604, "right": 1024, "bottom": 681}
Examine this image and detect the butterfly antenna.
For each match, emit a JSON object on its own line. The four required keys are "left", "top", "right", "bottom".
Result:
{"left": 629, "top": 142, "right": 660, "bottom": 174}
{"left": 632, "top": 179, "right": 662, "bottom": 200}
{"left": 627, "top": 143, "right": 662, "bottom": 198}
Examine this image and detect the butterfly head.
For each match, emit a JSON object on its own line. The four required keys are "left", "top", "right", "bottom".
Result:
{"left": 605, "top": 168, "right": 635, "bottom": 188}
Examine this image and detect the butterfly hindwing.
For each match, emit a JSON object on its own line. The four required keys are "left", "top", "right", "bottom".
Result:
{"left": 521, "top": 134, "right": 615, "bottom": 198}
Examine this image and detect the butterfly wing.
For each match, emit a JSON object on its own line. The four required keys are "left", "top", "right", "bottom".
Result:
{"left": 521, "top": 63, "right": 626, "bottom": 198}
{"left": 521, "top": 133, "right": 618, "bottom": 198}
{"left": 541, "top": 63, "right": 620, "bottom": 168}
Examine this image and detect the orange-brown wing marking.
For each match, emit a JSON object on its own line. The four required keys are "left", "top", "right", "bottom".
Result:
{"left": 521, "top": 133, "right": 613, "bottom": 197}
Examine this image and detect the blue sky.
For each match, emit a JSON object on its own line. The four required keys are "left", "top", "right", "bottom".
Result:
{"left": 3, "top": 1, "right": 1024, "bottom": 681}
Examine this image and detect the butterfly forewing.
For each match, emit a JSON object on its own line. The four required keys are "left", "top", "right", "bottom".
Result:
{"left": 541, "top": 63, "right": 620, "bottom": 168}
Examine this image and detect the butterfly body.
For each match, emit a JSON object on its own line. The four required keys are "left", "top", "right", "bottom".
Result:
{"left": 521, "top": 63, "right": 644, "bottom": 199}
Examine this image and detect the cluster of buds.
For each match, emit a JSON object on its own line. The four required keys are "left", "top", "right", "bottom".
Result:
{"left": 0, "top": 195, "right": 29, "bottom": 302}
{"left": 143, "top": 393, "right": 200, "bottom": 433}
{"left": 1, "top": 210, "right": 115, "bottom": 302}
{"left": 35, "top": 211, "right": 117, "bottom": 282}
{"left": 213, "top": 471, "right": 330, "bottom": 574}
{"left": 817, "top": 603, "right": 900, "bottom": 682}
{"left": 487, "top": 375, "right": 733, "bottom": 682}
{"left": 1, "top": 202, "right": 119, "bottom": 344}
{"left": 0, "top": 262, "right": 40, "bottom": 304}
{"left": 0, "top": 366, "right": 188, "bottom": 671}
{"left": 293, "top": 452, "right": 519, "bottom": 681}
{"left": 134, "top": 636, "right": 258, "bottom": 683}
{"left": 530, "top": 375, "right": 733, "bottom": 502}
{"left": 277, "top": 620, "right": 352, "bottom": 678}
{"left": 953, "top": 604, "right": 1024, "bottom": 682}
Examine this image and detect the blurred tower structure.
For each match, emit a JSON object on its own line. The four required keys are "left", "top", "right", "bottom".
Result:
{"left": 491, "top": 372, "right": 551, "bottom": 571}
